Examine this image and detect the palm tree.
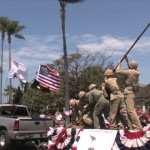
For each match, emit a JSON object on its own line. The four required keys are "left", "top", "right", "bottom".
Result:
{"left": 58, "top": 0, "right": 84, "bottom": 125}
{"left": 6, "top": 19, "right": 25, "bottom": 104}
{"left": 3, "top": 85, "right": 13, "bottom": 103}
{"left": 0, "top": 16, "right": 9, "bottom": 103}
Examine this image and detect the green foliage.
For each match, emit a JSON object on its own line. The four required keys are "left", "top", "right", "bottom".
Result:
{"left": 0, "top": 16, "right": 9, "bottom": 35}
{"left": 77, "top": 65, "right": 104, "bottom": 91}
{"left": 20, "top": 85, "right": 65, "bottom": 114}
{"left": 6, "top": 19, "right": 25, "bottom": 38}
{"left": 21, "top": 87, "right": 51, "bottom": 112}
{"left": 0, "top": 16, "right": 25, "bottom": 104}
{"left": 50, "top": 49, "right": 112, "bottom": 99}
{"left": 13, "top": 86, "right": 23, "bottom": 104}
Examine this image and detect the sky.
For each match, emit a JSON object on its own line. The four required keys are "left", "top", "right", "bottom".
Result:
{"left": 0, "top": 0, "right": 150, "bottom": 97}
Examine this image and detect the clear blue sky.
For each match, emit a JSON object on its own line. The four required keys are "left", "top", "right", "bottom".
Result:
{"left": 1, "top": 0, "right": 150, "bottom": 93}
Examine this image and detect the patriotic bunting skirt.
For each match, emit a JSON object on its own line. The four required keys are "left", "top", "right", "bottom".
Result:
{"left": 112, "top": 127, "right": 150, "bottom": 150}
{"left": 47, "top": 127, "right": 150, "bottom": 150}
{"left": 47, "top": 127, "right": 82, "bottom": 150}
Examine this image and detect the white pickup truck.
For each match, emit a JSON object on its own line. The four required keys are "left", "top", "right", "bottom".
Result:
{"left": 0, "top": 104, "right": 54, "bottom": 150}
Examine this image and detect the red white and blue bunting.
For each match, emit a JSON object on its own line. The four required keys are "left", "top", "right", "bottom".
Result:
{"left": 112, "top": 127, "right": 150, "bottom": 150}
{"left": 47, "top": 127, "right": 150, "bottom": 150}
{"left": 47, "top": 127, "right": 82, "bottom": 150}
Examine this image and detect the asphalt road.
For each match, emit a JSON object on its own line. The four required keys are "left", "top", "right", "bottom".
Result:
{"left": 10, "top": 141, "right": 38, "bottom": 150}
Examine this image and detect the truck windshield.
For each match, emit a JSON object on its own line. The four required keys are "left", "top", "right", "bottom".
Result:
{"left": 1, "top": 106, "right": 29, "bottom": 117}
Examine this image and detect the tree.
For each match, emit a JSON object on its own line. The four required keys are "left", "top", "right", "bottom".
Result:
{"left": 58, "top": 0, "right": 84, "bottom": 126}
{"left": 12, "top": 86, "right": 23, "bottom": 104}
{"left": 51, "top": 49, "right": 112, "bottom": 98}
{"left": 20, "top": 49, "right": 112, "bottom": 117}
{"left": 21, "top": 86, "right": 62, "bottom": 115}
{"left": 0, "top": 16, "right": 9, "bottom": 103}
{"left": 6, "top": 19, "right": 25, "bottom": 104}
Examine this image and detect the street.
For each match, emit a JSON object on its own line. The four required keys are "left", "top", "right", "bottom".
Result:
{"left": 9, "top": 141, "right": 39, "bottom": 150}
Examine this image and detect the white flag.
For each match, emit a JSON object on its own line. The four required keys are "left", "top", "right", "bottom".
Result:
{"left": 8, "top": 60, "right": 28, "bottom": 83}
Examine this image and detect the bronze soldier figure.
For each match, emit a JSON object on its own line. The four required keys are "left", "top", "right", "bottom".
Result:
{"left": 88, "top": 84, "right": 109, "bottom": 129}
{"left": 103, "top": 69, "right": 132, "bottom": 130}
{"left": 116, "top": 60, "right": 143, "bottom": 130}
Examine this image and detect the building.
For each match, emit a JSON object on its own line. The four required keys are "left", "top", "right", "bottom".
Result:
{"left": 135, "top": 84, "right": 150, "bottom": 112}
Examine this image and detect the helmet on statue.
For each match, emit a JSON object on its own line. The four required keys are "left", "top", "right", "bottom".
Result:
{"left": 69, "top": 99, "right": 77, "bottom": 107}
{"left": 78, "top": 91, "right": 86, "bottom": 99}
{"left": 104, "top": 69, "right": 114, "bottom": 76}
{"left": 89, "top": 84, "right": 97, "bottom": 91}
{"left": 75, "top": 100, "right": 80, "bottom": 106}
{"left": 129, "top": 60, "right": 138, "bottom": 69}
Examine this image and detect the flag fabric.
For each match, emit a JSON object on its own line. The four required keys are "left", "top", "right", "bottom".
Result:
{"left": 36, "top": 64, "right": 61, "bottom": 92}
{"left": 8, "top": 60, "right": 28, "bottom": 83}
{"left": 30, "top": 79, "right": 51, "bottom": 93}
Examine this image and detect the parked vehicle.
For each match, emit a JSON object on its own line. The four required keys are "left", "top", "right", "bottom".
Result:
{"left": 0, "top": 104, "right": 54, "bottom": 150}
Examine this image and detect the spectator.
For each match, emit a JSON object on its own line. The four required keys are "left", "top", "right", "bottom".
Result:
{"left": 39, "top": 109, "right": 47, "bottom": 118}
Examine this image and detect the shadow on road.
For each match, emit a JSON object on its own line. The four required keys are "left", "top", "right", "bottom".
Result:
{"left": 10, "top": 141, "right": 37, "bottom": 150}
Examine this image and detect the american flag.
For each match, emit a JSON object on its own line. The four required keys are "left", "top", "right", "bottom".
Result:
{"left": 36, "top": 65, "right": 61, "bottom": 92}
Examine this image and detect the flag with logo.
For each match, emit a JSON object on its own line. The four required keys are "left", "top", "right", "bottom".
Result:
{"left": 8, "top": 60, "right": 28, "bottom": 83}
{"left": 36, "top": 64, "right": 61, "bottom": 92}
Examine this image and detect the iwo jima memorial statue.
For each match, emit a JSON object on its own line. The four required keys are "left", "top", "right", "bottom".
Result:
{"left": 43, "top": 23, "right": 150, "bottom": 150}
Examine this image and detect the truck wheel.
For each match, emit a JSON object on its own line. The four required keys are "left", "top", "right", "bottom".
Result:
{"left": 0, "top": 130, "right": 11, "bottom": 150}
